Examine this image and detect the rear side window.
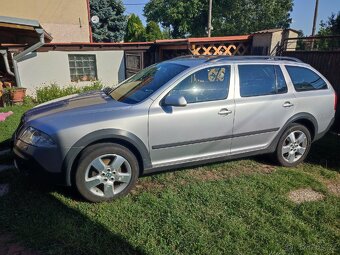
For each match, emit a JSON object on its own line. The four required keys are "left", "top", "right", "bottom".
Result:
{"left": 238, "top": 65, "right": 287, "bottom": 97}
{"left": 168, "top": 66, "right": 230, "bottom": 103}
{"left": 286, "top": 66, "right": 327, "bottom": 92}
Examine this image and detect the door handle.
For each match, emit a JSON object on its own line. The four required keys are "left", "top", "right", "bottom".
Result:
{"left": 283, "top": 101, "right": 294, "bottom": 108}
{"left": 218, "top": 108, "right": 232, "bottom": 116}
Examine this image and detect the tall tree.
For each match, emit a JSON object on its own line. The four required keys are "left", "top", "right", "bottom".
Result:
{"left": 144, "top": 0, "right": 293, "bottom": 38}
{"left": 90, "top": 0, "right": 127, "bottom": 42}
{"left": 144, "top": 0, "right": 205, "bottom": 38}
{"left": 125, "top": 14, "right": 146, "bottom": 42}
{"left": 317, "top": 12, "right": 340, "bottom": 50}
{"left": 318, "top": 12, "right": 340, "bottom": 36}
{"left": 145, "top": 21, "right": 163, "bottom": 41}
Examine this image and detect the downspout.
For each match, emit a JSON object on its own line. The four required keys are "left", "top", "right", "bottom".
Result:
{"left": 12, "top": 28, "right": 45, "bottom": 87}
{"left": 0, "top": 50, "right": 15, "bottom": 76}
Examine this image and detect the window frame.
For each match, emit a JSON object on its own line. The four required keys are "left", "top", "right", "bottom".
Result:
{"left": 162, "top": 64, "right": 232, "bottom": 105}
{"left": 284, "top": 65, "right": 329, "bottom": 92}
{"left": 68, "top": 54, "right": 98, "bottom": 82}
{"left": 236, "top": 63, "right": 288, "bottom": 98}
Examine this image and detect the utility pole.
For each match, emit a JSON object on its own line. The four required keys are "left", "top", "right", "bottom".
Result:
{"left": 312, "top": 0, "right": 319, "bottom": 36}
{"left": 208, "top": 0, "right": 213, "bottom": 37}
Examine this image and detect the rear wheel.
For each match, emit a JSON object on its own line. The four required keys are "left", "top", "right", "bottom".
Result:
{"left": 75, "top": 143, "right": 139, "bottom": 202}
{"left": 276, "top": 124, "right": 311, "bottom": 167}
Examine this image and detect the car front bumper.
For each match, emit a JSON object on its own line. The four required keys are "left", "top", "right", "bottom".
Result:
{"left": 13, "top": 139, "right": 65, "bottom": 185}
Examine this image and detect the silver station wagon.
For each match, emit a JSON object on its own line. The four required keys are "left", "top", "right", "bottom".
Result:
{"left": 13, "top": 56, "right": 336, "bottom": 202}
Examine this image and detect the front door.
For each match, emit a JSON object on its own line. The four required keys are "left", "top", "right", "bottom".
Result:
{"left": 148, "top": 65, "right": 235, "bottom": 167}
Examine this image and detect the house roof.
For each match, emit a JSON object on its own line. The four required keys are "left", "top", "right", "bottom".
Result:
{"left": 2, "top": 34, "right": 254, "bottom": 52}
{"left": 253, "top": 28, "right": 300, "bottom": 34}
{"left": 32, "top": 35, "right": 252, "bottom": 51}
{"left": 0, "top": 15, "right": 53, "bottom": 42}
{"left": 155, "top": 35, "right": 251, "bottom": 44}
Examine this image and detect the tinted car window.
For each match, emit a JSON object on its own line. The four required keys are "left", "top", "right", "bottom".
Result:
{"left": 168, "top": 66, "right": 230, "bottom": 103}
{"left": 239, "top": 65, "right": 288, "bottom": 97}
{"left": 286, "top": 66, "right": 327, "bottom": 92}
{"left": 110, "top": 63, "right": 189, "bottom": 104}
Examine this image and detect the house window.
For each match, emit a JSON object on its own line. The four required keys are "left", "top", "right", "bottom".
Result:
{"left": 68, "top": 54, "right": 97, "bottom": 82}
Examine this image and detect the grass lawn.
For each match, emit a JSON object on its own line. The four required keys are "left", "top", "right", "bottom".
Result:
{"left": 0, "top": 105, "right": 339, "bottom": 255}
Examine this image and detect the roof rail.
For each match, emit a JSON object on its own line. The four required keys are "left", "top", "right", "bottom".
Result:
{"left": 172, "top": 54, "right": 207, "bottom": 60}
{"left": 205, "top": 55, "right": 302, "bottom": 63}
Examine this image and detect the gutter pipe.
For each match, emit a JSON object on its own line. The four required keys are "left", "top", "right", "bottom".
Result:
{"left": 11, "top": 28, "right": 45, "bottom": 87}
{"left": 0, "top": 50, "right": 15, "bottom": 76}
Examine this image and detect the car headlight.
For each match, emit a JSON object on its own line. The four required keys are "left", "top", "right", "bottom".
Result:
{"left": 20, "top": 127, "right": 56, "bottom": 147}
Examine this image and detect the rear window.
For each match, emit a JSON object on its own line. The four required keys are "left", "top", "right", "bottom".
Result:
{"left": 286, "top": 66, "right": 327, "bottom": 92}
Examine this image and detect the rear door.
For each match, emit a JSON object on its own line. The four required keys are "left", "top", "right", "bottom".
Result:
{"left": 148, "top": 65, "right": 235, "bottom": 166}
{"left": 231, "top": 64, "right": 295, "bottom": 154}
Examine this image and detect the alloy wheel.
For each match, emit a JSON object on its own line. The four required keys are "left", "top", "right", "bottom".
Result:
{"left": 281, "top": 130, "right": 308, "bottom": 163}
{"left": 84, "top": 154, "right": 132, "bottom": 198}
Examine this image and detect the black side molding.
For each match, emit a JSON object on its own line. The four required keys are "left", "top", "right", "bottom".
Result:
{"left": 152, "top": 128, "right": 279, "bottom": 150}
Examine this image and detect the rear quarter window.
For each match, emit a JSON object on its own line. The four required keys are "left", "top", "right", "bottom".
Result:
{"left": 286, "top": 66, "right": 328, "bottom": 92}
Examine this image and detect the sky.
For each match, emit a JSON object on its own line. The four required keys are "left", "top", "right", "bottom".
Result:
{"left": 122, "top": 0, "right": 340, "bottom": 36}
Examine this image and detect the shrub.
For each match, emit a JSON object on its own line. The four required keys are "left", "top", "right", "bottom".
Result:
{"left": 35, "top": 81, "right": 104, "bottom": 104}
{"left": 23, "top": 95, "right": 35, "bottom": 106}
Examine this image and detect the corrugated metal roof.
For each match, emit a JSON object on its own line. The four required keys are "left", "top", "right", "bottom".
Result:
{"left": 253, "top": 28, "right": 300, "bottom": 34}
{"left": 253, "top": 28, "right": 283, "bottom": 34}
{"left": 0, "top": 16, "right": 40, "bottom": 28}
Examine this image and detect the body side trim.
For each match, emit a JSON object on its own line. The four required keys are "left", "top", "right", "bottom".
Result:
{"left": 152, "top": 127, "right": 279, "bottom": 150}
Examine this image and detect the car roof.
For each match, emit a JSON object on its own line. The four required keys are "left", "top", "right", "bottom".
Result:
{"left": 168, "top": 55, "right": 306, "bottom": 68}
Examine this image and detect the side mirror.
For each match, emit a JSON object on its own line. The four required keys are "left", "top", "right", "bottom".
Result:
{"left": 163, "top": 95, "right": 187, "bottom": 107}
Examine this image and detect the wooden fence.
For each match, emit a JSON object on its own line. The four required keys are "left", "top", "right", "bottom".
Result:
{"left": 283, "top": 51, "right": 340, "bottom": 131}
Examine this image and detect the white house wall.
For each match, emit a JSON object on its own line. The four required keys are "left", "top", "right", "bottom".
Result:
{"left": 16, "top": 50, "right": 125, "bottom": 95}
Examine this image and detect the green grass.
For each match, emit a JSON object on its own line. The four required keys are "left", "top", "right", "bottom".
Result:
{"left": 0, "top": 104, "right": 32, "bottom": 148}
{"left": 0, "top": 105, "right": 339, "bottom": 255}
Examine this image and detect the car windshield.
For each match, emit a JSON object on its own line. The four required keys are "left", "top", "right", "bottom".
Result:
{"left": 109, "top": 62, "right": 189, "bottom": 104}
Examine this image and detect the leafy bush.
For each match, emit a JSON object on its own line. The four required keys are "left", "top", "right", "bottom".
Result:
{"left": 35, "top": 81, "right": 103, "bottom": 104}
{"left": 23, "top": 95, "right": 35, "bottom": 106}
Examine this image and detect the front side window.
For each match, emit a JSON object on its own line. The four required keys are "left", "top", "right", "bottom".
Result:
{"left": 239, "top": 65, "right": 288, "bottom": 97}
{"left": 168, "top": 66, "right": 231, "bottom": 104}
{"left": 68, "top": 54, "right": 97, "bottom": 82}
{"left": 109, "top": 62, "right": 189, "bottom": 104}
{"left": 286, "top": 66, "right": 327, "bottom": 92}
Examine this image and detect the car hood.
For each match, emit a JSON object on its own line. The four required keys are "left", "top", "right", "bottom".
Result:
{"left": 24, "top": 91, "right": 129, "bottom": 122}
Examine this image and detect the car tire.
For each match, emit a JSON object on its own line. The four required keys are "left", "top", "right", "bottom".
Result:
{"left": 275, "top": 123, "right": 311, "bottom": 167}
{"left": 75, "top": 143, "right": 139, "bottom": 202}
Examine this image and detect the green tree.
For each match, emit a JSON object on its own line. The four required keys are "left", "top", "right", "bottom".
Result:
{"left": 144, "top": 0, "right": 293, "bottom": 38}
{"left": 144, "top": 0, "right": 205, "bottom": 38}
{"left": 317, "top": 12, "right": 340, "bottom": 50}
{"left": 145, "top": 21, "right": 163, "bottom": 41}
{"left": 90, "top": 0, "right": 127, "bottom": 42}
{"left": 124, "top": 14, "right": 146, "bottom": 42}
{"left": 318, "top": 12, "right": 340, "bottom": 36}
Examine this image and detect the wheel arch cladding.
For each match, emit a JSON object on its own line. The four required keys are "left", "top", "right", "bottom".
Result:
{"left": 62, "top": 129, "right": 152, "bottom": 186}
{"left": 288, "top": 113, "right": 318, "bottom": 140}
{"left": 268, "top": 112, "right": 318, "bottom": 153}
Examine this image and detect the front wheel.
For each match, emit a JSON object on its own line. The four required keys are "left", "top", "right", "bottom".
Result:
{"left": 275, "top": 124, "right": 311, "bottom": 167}
{"left": 75, "top": 143, "right": 139, "bottom": 202}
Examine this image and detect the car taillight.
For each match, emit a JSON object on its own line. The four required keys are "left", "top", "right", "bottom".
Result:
{"left": 335, "top": 92, "right": 338, "bottom": 111}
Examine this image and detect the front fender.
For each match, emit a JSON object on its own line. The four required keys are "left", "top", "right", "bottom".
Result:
{"left": 62, "top": 129, "right": 151, "bottom": 186}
